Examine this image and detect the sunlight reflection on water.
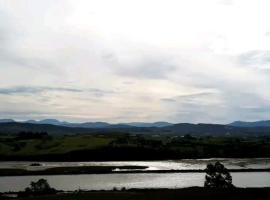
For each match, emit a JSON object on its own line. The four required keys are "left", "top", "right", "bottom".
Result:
{"left": 1, "top": 172, "right": 270, "bottom": 192}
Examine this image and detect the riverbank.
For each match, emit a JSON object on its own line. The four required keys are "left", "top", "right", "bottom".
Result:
{"left": 1, "top": 165, "right": 270, "bottom": 176}
{"left": 1, "top": 187, "right": 270, "bottom": 200}
{"left": 0, "top": 166, "right": 148, "bottom": 176}
{"left": 0, "top": 166, "right": 270, "bottom": 177}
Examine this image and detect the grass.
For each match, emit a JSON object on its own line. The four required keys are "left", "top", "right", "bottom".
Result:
{"left": 0, "top": 135, "right": 114, "bottom": 156}
{"left": 1, "top": 134, "right": 270, "bottom": 160}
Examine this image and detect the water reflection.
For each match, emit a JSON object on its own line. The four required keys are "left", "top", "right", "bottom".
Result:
{"left": 1, "top": 172, "right": 270, "bottom": 192}
{"left": 1, "top": 158, "right": 270, "bottom": 171}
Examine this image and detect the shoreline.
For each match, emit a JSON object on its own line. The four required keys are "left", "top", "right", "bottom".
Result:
{"left": 2, "top": 187, "right": 270, "bottom": 200}
{"left": 1, "top": 156, "right": 270, "bottom": 162}
{"left": 1, "top": 166, "right": 270, "bottom": 176}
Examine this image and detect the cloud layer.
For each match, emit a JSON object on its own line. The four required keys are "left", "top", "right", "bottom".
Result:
{"left": 0, "top": 0, "right": 270, "bottom": 123}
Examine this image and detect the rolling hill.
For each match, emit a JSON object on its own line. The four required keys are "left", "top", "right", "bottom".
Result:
{"left": 1, "top": 121, "right": 270, "bottom": 136}
{"left": 4, "top": 119, "right": 173, "bottom": 129}
{"left": 229, "top": 120, "right": 270, "bottom": 127}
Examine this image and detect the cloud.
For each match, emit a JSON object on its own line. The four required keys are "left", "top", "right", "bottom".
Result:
{"left": 0, "top": 86, "right": 82, "bottom": 95}
{"left": 161, "top": 98, "right": 176, "bottom": 102}
{"left": 115, "top": 60, "right": 176, "bottom": 80}
{"left": 1, "top": 0, "right": 270, "bottom": 123}
{"left": 265, "top": 31, "right": 270, "bottom": 37}
{"left": 160, "top": 91, "right": 216, "bottom": 102}
{"left": 103, "top": 51, "right": 177, "bottom": 80}
{"left": 218, "top": 0, "right": 234, "bottom": 6}
{"left": 238, "top": 50, "right": 270, "bottom": 68}
{"left": 0, "top": 86, "right": 115, "bottom": 97}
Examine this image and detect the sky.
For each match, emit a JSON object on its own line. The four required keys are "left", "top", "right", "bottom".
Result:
{"left": 0, "top": 0, "right": 270, "bottom": 123}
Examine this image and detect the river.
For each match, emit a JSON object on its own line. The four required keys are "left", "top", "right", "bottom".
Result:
{"left": 1, "top": 172, "right": 270, "bottom": 192}
{"left": 1, "top": 158, "right": 270, "bottom": 171}
{"left": 1, "top": 158, "right": 270, "bottom": 192}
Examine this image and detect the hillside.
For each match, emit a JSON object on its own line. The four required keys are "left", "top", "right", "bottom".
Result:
{"left": 1, "top": 133, "right": 270, "bottom": 161}
{"left": 0, "top": 122, "right": 94, "bottom": 135}
{"left": 1, "top": 122, "right": 270, "bottom": 137}
{"left": 0, "top": 119, "right": 172, "bottom": 129}
{"left": 229, "top": 120, "right": 270, "bottom": 127}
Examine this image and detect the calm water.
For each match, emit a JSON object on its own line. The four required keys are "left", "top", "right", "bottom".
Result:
{"left": 1, "top": 172, "right": 270, "bottom": 192}
{"left": 1, "top": 159, "right": 270, "bottom": 192}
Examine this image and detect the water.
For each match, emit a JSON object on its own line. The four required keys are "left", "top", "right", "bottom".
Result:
{"left": 1, "top": 172, "right": 270, "bottom": 192}
{"left": 1, "top": 159, "right": 270, "bottom": 192}
{"left": 1, "top": 158, "right": 270, "bottom": 171}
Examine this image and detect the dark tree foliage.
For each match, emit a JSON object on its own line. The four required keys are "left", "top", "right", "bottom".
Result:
{"left": 20, "top": 179, "right": 56, "bottom": 197}
{"left": 16, "top": 131, "right": 49, "bottom": 140}
{"left": 204, "top": 162, "right": 234, "bottom": 188}
{"left": 30, "top": 179, "right": 51, "bottom": 192}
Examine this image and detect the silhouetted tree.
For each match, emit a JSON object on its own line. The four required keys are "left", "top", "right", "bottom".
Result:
{"left": 24, "top": 179, "right": 56, "bottom": 195}
{"left": 204, "top": 162, "right": 234, "bottom": 188}
{"left": 31, "top": 179, "right": 50, "bottom": 192}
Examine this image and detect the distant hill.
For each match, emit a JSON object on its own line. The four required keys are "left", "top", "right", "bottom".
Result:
{"left": 0, "top": 122, "right": 94, "bottom": 135}
{"left": 229, "top": 120, "right": 270, "bottom": 127}
{"left": 159, "top": 123, "right": 270, "bottom": 136}
{"left": 121, "top": 122, "right": 172, "bottom": 128}
{"left": 1, "top": 121, "right": 270, "bottom": 136}
{"left": 159, "top": 123, "right": 235, "bottom": 136}
{"left": 0, "top": 122, "right": 148, "bottom": 135}
{"left": 25, "top": 119, "right": 64, "bottom": 126}
{"left": 1, "top": 119, "right": 172, "bottom": 128}
{"left": 24, "top": 119, "right": 112, "bottom": 128}
{"left": 0, "top": 119, "right": 15, "bottom": 123}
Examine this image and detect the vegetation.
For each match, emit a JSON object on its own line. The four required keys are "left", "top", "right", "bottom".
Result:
{"left": 3, "top": 121, "right": 270, "bottom": 137}
{"left": 204, "top": 162, "right": 234, "bottom": 188}
{"left": 0, "top": 166, "right": 148, "bottom": 176}
{"left": 17, "top": 179, "right": 56, "bottom": 198}
{"left": 1, "top": 133, "right": 270, "bottom": 160}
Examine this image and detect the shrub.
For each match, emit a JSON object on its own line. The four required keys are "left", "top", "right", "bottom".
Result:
{"left": 204, "top": 162, "right": 234, "bottom": 188}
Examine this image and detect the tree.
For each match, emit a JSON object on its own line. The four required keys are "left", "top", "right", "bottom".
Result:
{"left": 204, "top": 161, "right": 234, "bottom": 188}
{"left": 24, "top": 179, "right": 56, "bottom": 195}
{"left": 30, "top": 179, "right": 51, "bottom": 192}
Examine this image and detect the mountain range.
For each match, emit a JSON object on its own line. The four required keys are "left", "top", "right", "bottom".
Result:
{"left": 2, "top": 118, "right": 270, "bottom": 128}
{"left": 0, "top": 119, "right": 172, "bottom": 128}
{"left": 1, "top": 119, "right": 270, "bottom": 136}
{"left": 228, "top": 120, "right": 270, "bottom": 127}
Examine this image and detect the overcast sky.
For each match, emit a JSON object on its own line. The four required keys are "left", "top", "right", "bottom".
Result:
{"left": 0, "top": 0, "right": 270, "bottom": 123}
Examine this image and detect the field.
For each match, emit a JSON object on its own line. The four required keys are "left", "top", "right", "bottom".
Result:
{"left": 1, "top": 133, "right": 270, "bottom": 160}
{"left": 0, "top": 135, "right": 113, "bottom": 156}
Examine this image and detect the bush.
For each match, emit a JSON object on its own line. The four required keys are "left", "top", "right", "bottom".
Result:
{"left": 204, "top": 162, "right": 234, "bottom": 188}
{"left": 19, "top": 179, "right": 57, "bottom": 197}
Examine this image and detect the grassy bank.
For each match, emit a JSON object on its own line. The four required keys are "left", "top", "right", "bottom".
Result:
{"left": 2, "top": 188, "right": 270, "bottom": 200}
{"left": 1, "top": 166, "right": 270, "bottom": 176}
{"left": 0, "top": 166, "right": 148, "bottom": 176}
{"left": 1, "top": 134, "right": 270, "bottom": 160}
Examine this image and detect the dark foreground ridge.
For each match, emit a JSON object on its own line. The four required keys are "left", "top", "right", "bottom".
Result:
{"left": 2, "top": 188, "right": 270, "bottom": 200}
